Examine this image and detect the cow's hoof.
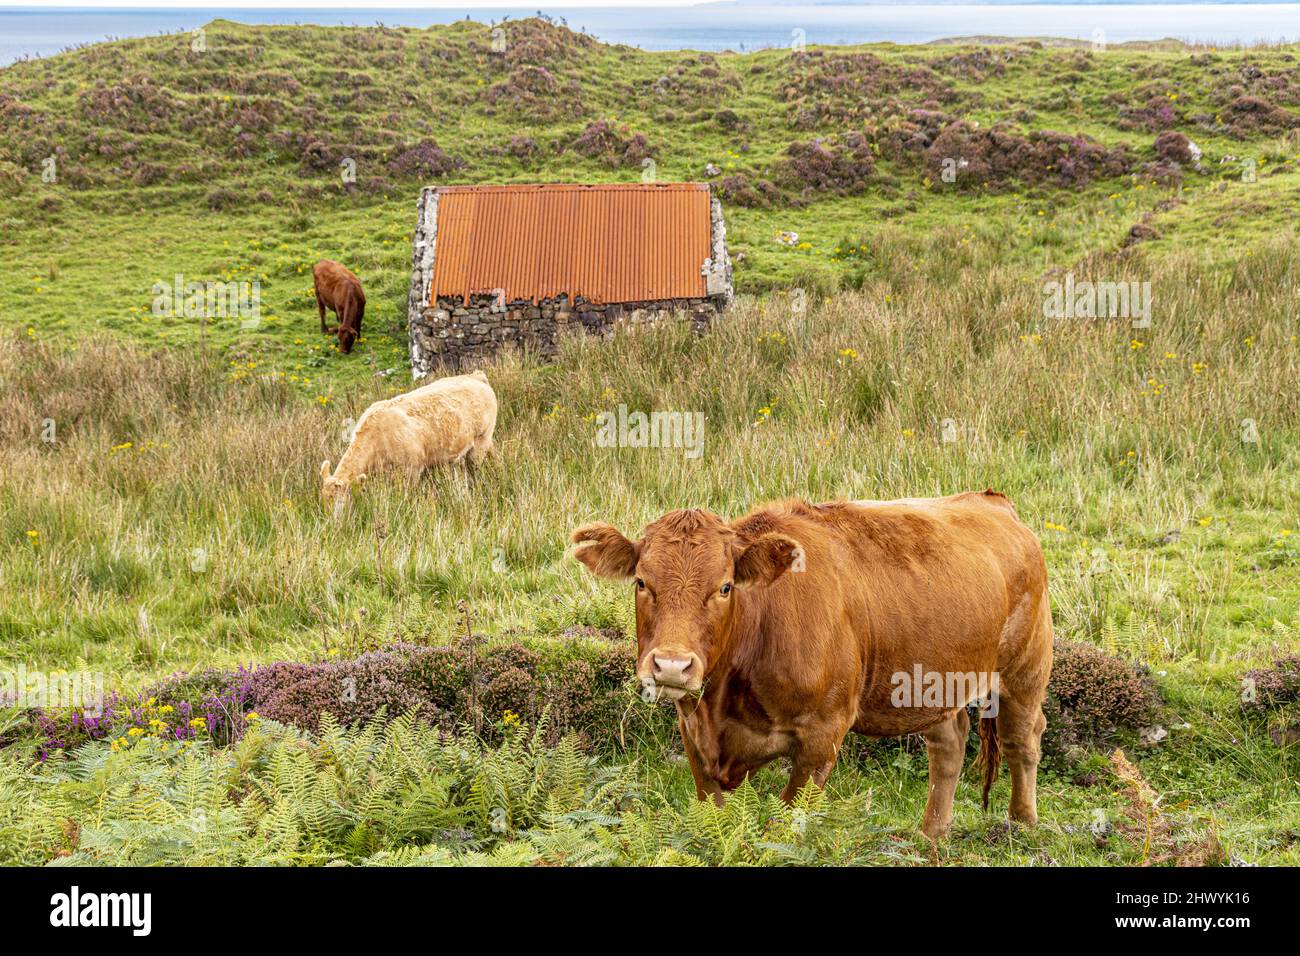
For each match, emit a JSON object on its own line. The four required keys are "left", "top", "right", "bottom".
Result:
{"left": 921, "top": 822, "right": 952, "bottom": 842}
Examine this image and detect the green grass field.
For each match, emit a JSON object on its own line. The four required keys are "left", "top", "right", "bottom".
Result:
{"left": 1, "top": 19, "right": 1298, "bottom": 866}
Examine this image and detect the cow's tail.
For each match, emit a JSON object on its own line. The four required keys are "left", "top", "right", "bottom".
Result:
{"left": 975, "top": 715, "right": 1000, "bottom": 811}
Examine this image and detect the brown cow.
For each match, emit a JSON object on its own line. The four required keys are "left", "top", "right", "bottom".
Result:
{"left": 312, "top": 260, "right": 366, "bottom": 354}
{"left": 572, "top": 491, "right": 1053, "bottom": 840}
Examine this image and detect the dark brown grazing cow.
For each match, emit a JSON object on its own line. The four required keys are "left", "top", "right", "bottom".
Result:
{"left": 312, "top": 259, "right": 366, "bottom": 354}
{"left": 572, "top": 492, "right": 1053, "bottom": 840}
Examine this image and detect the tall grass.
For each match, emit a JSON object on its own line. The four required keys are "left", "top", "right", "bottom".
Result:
{"left": 2, "top": 240, "right": 1299, "bottom": 687}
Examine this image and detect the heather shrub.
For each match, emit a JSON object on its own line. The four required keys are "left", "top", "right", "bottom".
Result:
{"left": 359, "top": 175, "right": 395, "bottom": 196}
{"left": 1240, "top": 655, "right": 1300, "bottom": 713}
{"left": 386, "top": 139, "right": 465, "bottom": 180}
{"left": 130, "top": 161, "right": 168, "bottom": 187}
{"left": 76, "top": 76, "right": 180, "bottom": 134}
{"left": 1154, "top": 130, "right": 1197, "bottom": 165}
{"left": 14, "top": 637, "right": 658, "bottom": 760}
{"left": 713, "top": 108, "right": 745, "bottom": 131}
{"left": 570, "top": 121, "right": 657, "bottom": 169}
{"left": 933, "top": 48, "right": 1021, "bottom": 82}
{"left": 487, "top": 65, "right": 553, "bottom": 103}
{"left": 644, "top": 55, "right": 742, "bottom": 106}
{"left": 1220, "top": 95, "right": 1300, "bottom": 137}
{"left": 0, "top": 93, "right": 34, "bottom": 118}
{"left": 1107, "top": 83, "right": 1185, "bottom": 132}
{"left": 925, "top": 122, "right": 1134, "bottom": 190}
{"left": 570, "top": 120, "right": 622, "bottom": 159}
{"left": 716, "top": 173, "right": 780, "bottom": 208}
{"left": 254, "top": 650, "right": 434, "bottom": 733}
{"left": 205, "top": 187, "right": 241, "bottom": 211}
{"left": 777, "top": 133, "right": 875, "bottom": 197}
{"left": 296, "top": 135, "right": 339, "bottom": 173}
{"left": 1039, "top": 640, "right": 1160, "bottom": 766}
{"left": 781, "top": 51, "right": 955, "bottom": 129}
{"left": 622, "top": 133, "right": 654, "bottom": 167}
{"left": 0, "top": 160, "right": 25, "bottom": 197}
{"left": 880, "top": 108, "right": 954, "bottom": 160}
{"left": 1119, "top": 96, "right": 1184, "bottom": 132}
{"left": 485, "top": 15, "right": 597, "bottom": 67}
{"left": 507, "top": 134, "right": 540, "bottom": 161}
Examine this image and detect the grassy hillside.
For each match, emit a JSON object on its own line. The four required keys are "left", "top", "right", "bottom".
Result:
{"left": 2, "top": 18, "right": 1299, "bottom": 394}
{"left": 1, "top": 20, "right": 1299, "bottom": 866}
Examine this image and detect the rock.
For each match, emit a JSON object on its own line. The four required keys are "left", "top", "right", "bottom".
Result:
{"left": 1123, "top": 222, "right": 1160, "bottom": 247}
{"left": 1139, "top": 725, "right": 1168, "bottom": 746}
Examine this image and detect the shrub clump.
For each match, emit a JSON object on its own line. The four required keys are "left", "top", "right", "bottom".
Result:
{"left": 234, "top": 640, "right": 642, "bottom": 746}
{"left": 205, "top": 187, "right": 241, "bottom": 211}
{"left": 1106, "top": 83, "right": 1185, "bottom": 132}
{"left": 776, "top": 132, "right": 875, "bottom": 196}
{"left": 932, "top": 47, "right": 1022, "bottom": 82}
{"left": 1153, "top": 130, "right": 1198, "bottom": 165}
{"left": 1040, "top": 639, "right": 1160, "bottom": 766}
{"left": 570, "top": 121, "right": 657, "bottom": 168}
{"left": 482, "top": 16, "right": 598, "bottom": 67}
{"left": 1219, "top": 95, "right": 1300, "bottom": 138}
{"left": 18, "top": 640, "right": 651, "bottom": 758}
{"left": 880, "top": 108, "right": 954, "bottom": 160}
{"left": 76, "top": 77, "right": 181, "bottom": 134}
{"left": 506, "top": 135, "right": 540, "bottom": 161}
{"left": 20, "top": 635, "right": 1168, "bottom": 771}
{"left": 924, "top": 122, "right": 1134, "bottom": 190}
{"left": 781, "top": 50, "right": 956, "bottom": 129}
{"left": 386, "top": 139, "right": 465, "bottom": 180}
{"left": 486, "top": 66, "right": 558, "bottom": 113}
{"left": 1240, "top": 655, "right": 1300, "bottom": 713}
{"left": 644, "top": 54, "right": 742, "bottom": 105}
{"left": 267, "top": 132, "right": 352, "bottom": 175}
{"left": 716, "top": 173, "right": 781, "bottom": 208}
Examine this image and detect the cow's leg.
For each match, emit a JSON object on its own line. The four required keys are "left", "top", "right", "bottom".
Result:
{"left": 679, "top": 715, "right": 726, "bottom": 805}
{"left": 995, "top": 598, "right": 1052, "bottom": 826}
{"left": 467, "top": 433, "right": 494, "bottom": 468}
{"left": 995, "top": 694, "right": 1046, "bottom": 826}
{"left": 317, "top": 293, "right": 334, "bottom": 334}
{"left": 920, "top": 707, "right": 969, "bottom": 840}
{"left": 780, "top": 724, "right": 845, "bottom": 803}
{"left": 336, "top": 303, "right": 350, "bottom": 350}
{"left": 780, "top": 752, "right": 836, "bottom": 803}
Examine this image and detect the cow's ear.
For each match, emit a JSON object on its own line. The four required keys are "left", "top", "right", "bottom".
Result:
{"left": 571, "top": 522, "right": 641, "bottom": 581}
{"left": 734, "top": 535, "right": 803, "bottom": 588}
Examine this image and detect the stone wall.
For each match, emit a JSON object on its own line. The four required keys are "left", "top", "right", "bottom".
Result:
{"left": 406, "top": 186, "right": 441, "bottom": 377}
{"left": 411, "top": 293, "right": 722, "bottom": 371}
{"left": 406, "top": 184, "right": 732, "bottom": 378}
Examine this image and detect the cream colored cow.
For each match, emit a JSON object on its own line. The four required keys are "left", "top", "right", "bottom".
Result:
{"left": 321, "top": 370, "right": 497, "bottom": 511}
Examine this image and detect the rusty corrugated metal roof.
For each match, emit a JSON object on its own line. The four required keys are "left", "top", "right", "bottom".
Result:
{"left": 430, "top": 183, "right": 712, "bottom": 306}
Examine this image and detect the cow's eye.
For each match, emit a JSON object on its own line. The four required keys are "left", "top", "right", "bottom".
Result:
{"left": 635, "top": 578, "right": 646, "bottom": 591}
{"left": 720, "top": 582, "right": 733, "bottom": 596}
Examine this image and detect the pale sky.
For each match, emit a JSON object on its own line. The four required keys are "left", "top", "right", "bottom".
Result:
{"left": 0, "top": 1, "right": 717, "bottom": 7}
